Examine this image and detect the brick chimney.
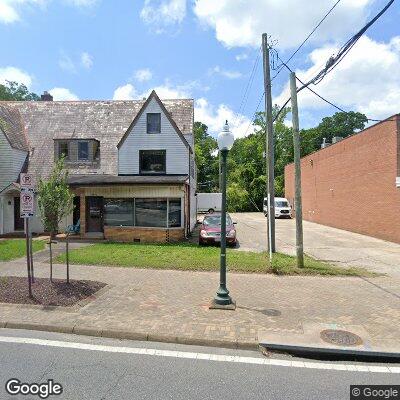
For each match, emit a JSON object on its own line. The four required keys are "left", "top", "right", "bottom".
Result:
{"left": 41, "top": 91, "right": 53, "bottom": 101}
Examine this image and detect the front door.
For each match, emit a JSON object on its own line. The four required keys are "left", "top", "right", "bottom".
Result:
{"left": 86, "top": 196, "right": 103, "bottom": 232}
{"left": 14, "top": 197, "right": 24, "bottom": 231}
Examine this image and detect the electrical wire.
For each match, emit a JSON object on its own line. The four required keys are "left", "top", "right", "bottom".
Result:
{"left": 271, "top": 0, "right": 342, "bottom": 82}
{"left": 242, "top": 91, "right": 265, "bottom": 137}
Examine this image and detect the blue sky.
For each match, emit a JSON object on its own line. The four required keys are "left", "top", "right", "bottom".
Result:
{"left": 0, "top": 0, "right": 399, "bottom": 137}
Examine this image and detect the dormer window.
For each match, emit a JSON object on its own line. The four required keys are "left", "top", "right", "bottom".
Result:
{"left": 78, "top": 141, "right": 89, "bottom": 160}
{"left": 147, "top": 113, "right": 161, "bottom": 134}
{"left": 58, "top": 141, "right": 69, "bottom": 160}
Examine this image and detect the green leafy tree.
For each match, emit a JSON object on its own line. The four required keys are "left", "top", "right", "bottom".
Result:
{"left": 0, "top": 81, "right": 40, "bottom": 101}
{"left": 37, "top": 157, "right": 74, "bottom": 237}
{"left": 194, "top": 121, "right": 219, "bottom": 192}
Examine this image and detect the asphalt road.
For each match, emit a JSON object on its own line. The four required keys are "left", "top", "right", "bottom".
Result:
{"left": 0, "top": 329, "right": 398, "bottom": 400}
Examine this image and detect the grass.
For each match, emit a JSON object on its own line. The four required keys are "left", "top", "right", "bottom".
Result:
{"left": 55, "top": 242, "right": 373, "bottom": 277}
{"left": 0, "top": 239, "right": 45, "bottom": 261}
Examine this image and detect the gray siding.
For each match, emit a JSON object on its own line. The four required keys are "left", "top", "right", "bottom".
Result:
{"left": 118, "top": 98, "right": 189, "bottom": 175}
{"left": 0, "top": 131, "right": 27, "bottom": 192}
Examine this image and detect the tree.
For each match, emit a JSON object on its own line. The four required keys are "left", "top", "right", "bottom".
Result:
{"left": 37, "top": 157, "right": 73, "bottom": 282}
{"left": 0, "top": 81, "right": 40, "bottom": 101}
{"left": 300, "top": 111, "right": 368, "bottom": 155}
{"left": 194, "top": 122, "right": 219, "bottom": 192}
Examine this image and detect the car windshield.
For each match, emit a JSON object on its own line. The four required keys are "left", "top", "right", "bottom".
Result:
{"left": 203, "top": 215, "right": 233, "bottom": 227}
{"left": 275, "top": 200, "right": 289, "bottom": 207}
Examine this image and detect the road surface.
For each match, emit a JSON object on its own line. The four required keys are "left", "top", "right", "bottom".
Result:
{"left": 0, "top": 329, "right": 398, "bottom": 400}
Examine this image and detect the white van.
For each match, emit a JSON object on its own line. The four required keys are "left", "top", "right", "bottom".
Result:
{"left": 197, "top": 193, "right": 222, "bottom": 213}
{"left": 263, "top": 197, "right": 292, "bottom": 218}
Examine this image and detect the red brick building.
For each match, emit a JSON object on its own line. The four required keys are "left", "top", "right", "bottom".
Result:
{"left": 285, "top": 115, "right": 400, "bottom": 244}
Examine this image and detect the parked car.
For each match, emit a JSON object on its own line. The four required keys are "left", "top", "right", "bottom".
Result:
{"left": 199, "top": 213, "right": 237, "bottom": 246}
{"left": 196, "top": 192, "right": 222, "bottom": 213}
{"left": 263, "top": 197, "right": 292, "bottom": 218}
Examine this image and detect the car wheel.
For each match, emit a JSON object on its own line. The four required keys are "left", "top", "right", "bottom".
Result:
{"left": 199, "top": 240, "right": 205, "bottom": 246}
{"left": 208, "top": 208, "right": 214, "bottom": 213}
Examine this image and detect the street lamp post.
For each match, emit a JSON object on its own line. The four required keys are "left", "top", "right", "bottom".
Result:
{"left": 211, "top": 121, "right": 235, "bottom": 309}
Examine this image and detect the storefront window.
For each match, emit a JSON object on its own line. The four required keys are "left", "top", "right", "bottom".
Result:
{"left": 104, "top": 199, "right": 134, "bottom": 226}
{"left": 168, "top": 199, "right": 181, "bottom": 228}
{"left": 135, "top": 198, "right": 167, "bottom": 227}
{"left": 103, "top": 198, "right": 182, "bottom": 228}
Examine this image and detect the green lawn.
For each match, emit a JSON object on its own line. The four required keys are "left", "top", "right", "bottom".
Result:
{"left": 0, "top": 239, "right": 45, "bottom": 261}
{"left": 56, "top": 242, "right": 373, "bottom": 276}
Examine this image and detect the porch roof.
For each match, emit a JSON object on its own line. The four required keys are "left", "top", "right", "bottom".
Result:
{"left": 67, "top": 174, "right": 188, "bottom": 187}
{"left": 0, "top": 182, "right": 21, "bottom": 195}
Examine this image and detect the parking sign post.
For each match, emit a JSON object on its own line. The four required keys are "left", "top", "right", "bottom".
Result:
{"left": 20, "top": 173, "right": 35, "bottom": 298}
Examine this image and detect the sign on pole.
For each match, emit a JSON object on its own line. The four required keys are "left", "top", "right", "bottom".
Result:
{"left": 20, "top": 173, "right": 35, "bottom": 191}
{"left": 20, "top": 191, "right": 35, "bottom": 218}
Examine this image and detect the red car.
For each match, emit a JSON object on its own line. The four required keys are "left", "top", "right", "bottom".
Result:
{"left": 199, "top": 213, "right": 237, "bottom": 247}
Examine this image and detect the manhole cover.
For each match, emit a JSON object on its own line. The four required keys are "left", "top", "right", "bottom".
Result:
{"left": 260, "top": 309, "right": 281, "bottom": 316}
{"left": 320, "top": 329, "right": 363, "bottom": 347}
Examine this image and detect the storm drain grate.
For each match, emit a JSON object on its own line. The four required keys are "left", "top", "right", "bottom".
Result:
{"left": 320, "top": 329, "right": 363, "bottom": 347}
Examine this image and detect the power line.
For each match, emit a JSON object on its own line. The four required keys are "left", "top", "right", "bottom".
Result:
{"left": 274, "top": 53, "right": 395, "bottom": 122}
{"left": 271, "top": 0, "right": 342, "bottom": 82}
{"left": 273, "top": 0, "right": 395, "bottom": 122}
{"left": 237, "top": 48, "right": 261, "bottom": 117}
{"left": 243, "top": 91, "right": 265, "bottom": 137}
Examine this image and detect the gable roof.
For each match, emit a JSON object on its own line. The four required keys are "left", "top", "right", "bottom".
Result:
{"left": 1, "top": 94, "right": 193, "bottom": 179}
{"left": 0, "top": 104, "right": 29, "bottom": 152}
{"left": 117, "top": 90, "right": 192, "bottom": 153}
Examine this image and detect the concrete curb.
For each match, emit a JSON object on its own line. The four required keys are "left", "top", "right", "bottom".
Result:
{"left": 1, "top": 321, "right": 259, "bottom": 351}
{"left": 260, "top": 342, "right": 400, "bottom": 362}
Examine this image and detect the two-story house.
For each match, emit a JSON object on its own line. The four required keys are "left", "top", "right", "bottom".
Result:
{"left": 0, "top": 90, "right": 197, "bottom": 242}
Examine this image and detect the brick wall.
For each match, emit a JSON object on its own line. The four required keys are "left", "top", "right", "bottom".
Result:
{"left": 285, "top": 117, "right": 400, "bottom": 244}
{"left": 104, "top": 226, "right": 185, "bottom": 243}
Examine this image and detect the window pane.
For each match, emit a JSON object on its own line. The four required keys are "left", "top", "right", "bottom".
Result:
{"left": 135, "top": 198, "right": 167, "bottom": 227}
{"left": 104, "top": 199, "right": 134, "bottom": 226}
{"left": 147, "top": 113, "right": 161, "bottom": 134}
{"left": 140, "top": 150, "right": 166, "bottom": 174}
{"left": 59, "top": 142, "right": 69, "bottom": 159}
{"left": 168, "top": 199, "right": 181, "bottom": 227}
{"left": 78, "top": 142, "right": 89, "bottom": 160}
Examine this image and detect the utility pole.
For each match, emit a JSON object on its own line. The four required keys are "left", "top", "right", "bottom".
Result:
{"left": 262, "top": 33, "right": 276, "bottom": 255}
{"left": 289, "top": 72, "right": 304, "bottom": 268}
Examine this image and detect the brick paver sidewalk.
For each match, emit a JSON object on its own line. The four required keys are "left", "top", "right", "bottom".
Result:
{"left": 0, "top": 258, "right": 399, "bottom": 352}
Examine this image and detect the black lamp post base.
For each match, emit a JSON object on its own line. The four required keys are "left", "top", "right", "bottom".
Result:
{"left": 209, "top": 298, "right": 236, "bottom": 310}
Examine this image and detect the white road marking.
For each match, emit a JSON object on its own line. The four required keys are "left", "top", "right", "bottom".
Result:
{"left": 0, "top": 335, "right": 397, "bottom": 374}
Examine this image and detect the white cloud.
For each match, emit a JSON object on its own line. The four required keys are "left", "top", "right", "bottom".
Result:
{"left": 64, "top": 0, "right": 97, "bottom": 6}
{"left": 0, "top": 66, "right": 33, "bottom": 87}
{"left": 113, "top": 83, "right": 137, "bottom": 100}
{"left": 194, "top": 0, "right": 372, "bottom": 49}
{"left": 140, "top": 0, "right": 186, "bottom": 32}
{"left": 210, "top": 65, "right": 242, "bottom": 79}
{"left": 235, "top": 53, "right": 248, "bottom": 61}
{"left": 195, "top": 97, "right": 252, "bottom": 139}
{"left": 113, "top": 82, "right": 190, "bottom": 100}
{"left": 81, "top": 52, "right": 93, "bottom": 69}
{"left": 49, "top": 87, "right": 79, "bottom": 101}
{"left": 134, "top": 68, "right": 152, "bottom": 82}
{"left": 59, "top": 51, "right": 76, "bottom": 73}
{"left": 0, "top": 0, "right": 46, "bottom": 24}
{"left": 274, "top": 36, "right": 400, "bottom": 121}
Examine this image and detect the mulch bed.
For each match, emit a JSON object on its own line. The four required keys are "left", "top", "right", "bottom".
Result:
{"left": 0, "top": 276, "right": 106, "bottom": 307}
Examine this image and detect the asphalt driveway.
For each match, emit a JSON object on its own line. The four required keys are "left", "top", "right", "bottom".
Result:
{"left": 231, "top": 212, "right": 400, "bottom": 278}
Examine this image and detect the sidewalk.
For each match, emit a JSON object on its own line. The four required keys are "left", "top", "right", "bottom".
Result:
{"left": 1, "top": 256, "right": 399, "bottom": 353}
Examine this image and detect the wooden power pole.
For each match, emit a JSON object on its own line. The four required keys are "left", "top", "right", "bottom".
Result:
{"left": 262, "top": 33, "right": 276, "bottom": 255}
{"left": 289, "top": 72, "right": 304, "bottom": 268}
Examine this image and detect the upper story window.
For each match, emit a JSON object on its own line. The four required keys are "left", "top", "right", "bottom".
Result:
{"left": 139, "top": 150, "right": 166, "bottom": 174}
{"left": 58, "top": 141, "right": 69, "bottom": 160}
{"left": 147, "top": 113, "right": 161, "bottom": 134}
{"left": 78, "top": 141, "right": 89, "bottom": 161}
